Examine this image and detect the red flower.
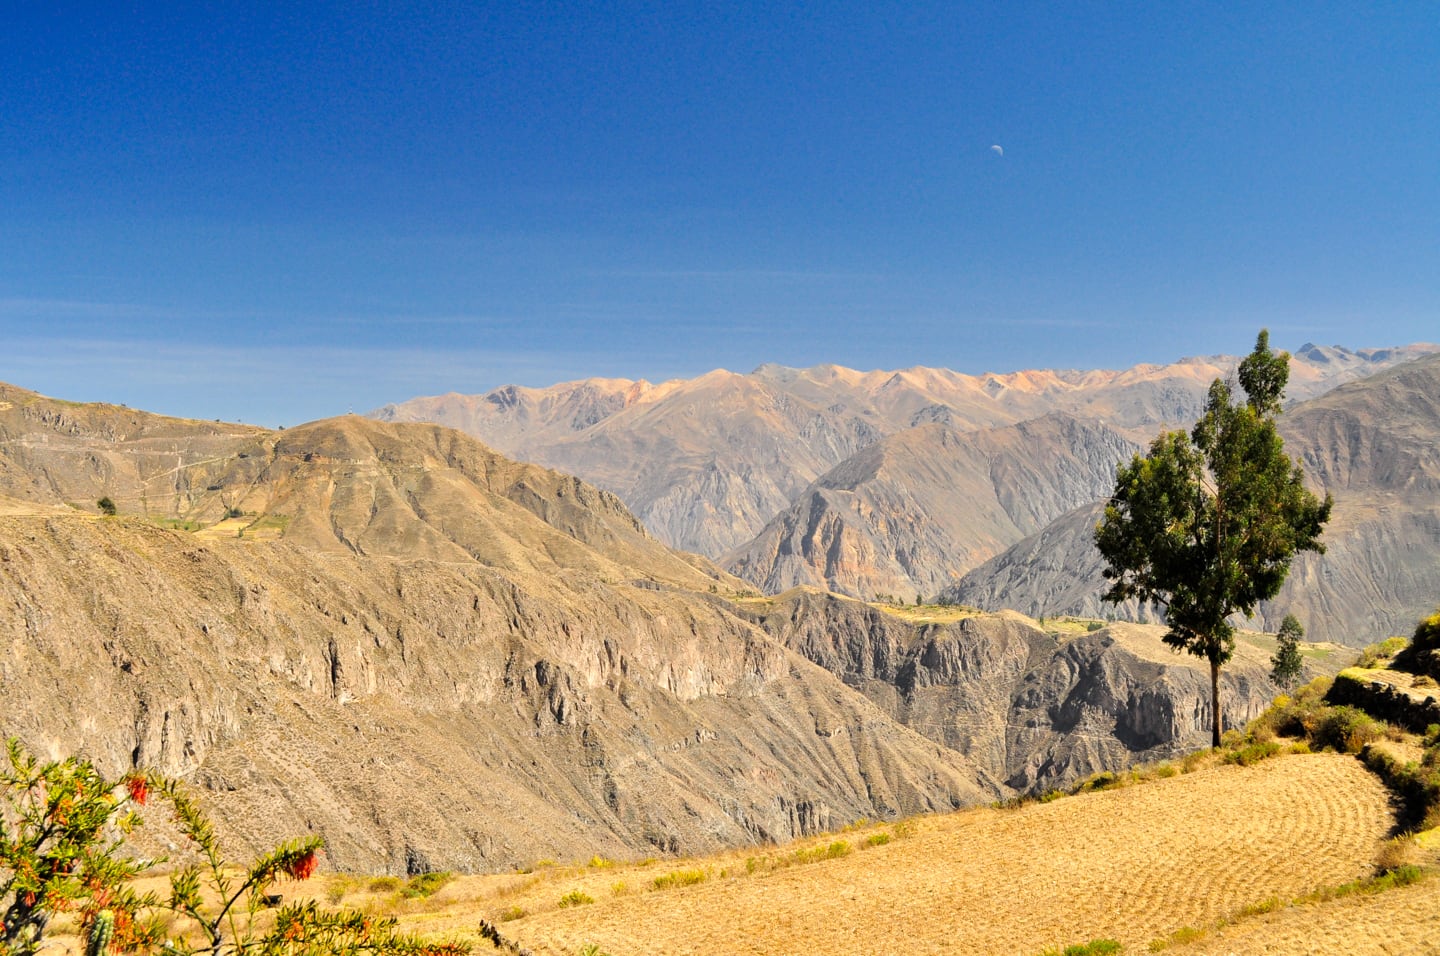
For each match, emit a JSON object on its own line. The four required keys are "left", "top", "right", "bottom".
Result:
{"left": 282, "top": 848, "right": 319, "bottom": 881}
{"left": 124, "top": 775, "right": 149, "bottom": 806}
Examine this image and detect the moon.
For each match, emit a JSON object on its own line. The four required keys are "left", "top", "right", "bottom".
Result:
{"left": 990, "top": 144, "right": 1004, "bottom": 157}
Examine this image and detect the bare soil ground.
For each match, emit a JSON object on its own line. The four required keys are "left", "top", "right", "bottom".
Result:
{"left": 376, "top": 752, "right": 1395, "bottom": 956}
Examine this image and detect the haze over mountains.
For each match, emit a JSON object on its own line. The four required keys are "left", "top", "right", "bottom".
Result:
{"left": 0, "top": 379, "right": 1323, "bottom": 872}
{"left": 375, "top": 342, "right": 1439, "bottom": 644}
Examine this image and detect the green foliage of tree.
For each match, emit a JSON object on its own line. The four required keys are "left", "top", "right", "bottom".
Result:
{"left": 0, "top": 740, "right": 159, "bottom": 956}
{"left": 1094, "top": 331, "right": 1332, "bottom": 746}
{"left": 1, "top": 740, "right": 468, "bottom": 956}
{"left": 1271, "top": 614, "right": 1305, "bottom": 691}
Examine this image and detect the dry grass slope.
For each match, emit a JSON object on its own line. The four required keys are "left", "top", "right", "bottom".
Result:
{"left": 362, "top": 752, "right": 1393, "bottom": 956}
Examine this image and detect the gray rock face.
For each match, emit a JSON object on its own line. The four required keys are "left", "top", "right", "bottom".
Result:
{"left": 738, "top": 591, "right": 1296, "bottom": 794}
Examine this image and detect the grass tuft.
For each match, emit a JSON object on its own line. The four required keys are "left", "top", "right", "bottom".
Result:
{"left": 651, "top": 868, "right": 708, "bottom": 891}
{"left": 558, "top": 889, "right": 594, "bottom": 907}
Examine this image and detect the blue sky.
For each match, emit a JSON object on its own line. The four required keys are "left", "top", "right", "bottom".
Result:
{"left": 3, "top": 3, "right": 1437, "bottom": 426}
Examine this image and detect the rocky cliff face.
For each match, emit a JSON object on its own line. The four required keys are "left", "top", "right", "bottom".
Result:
{"left": 947, "top": 353, "right": 1440, "bottom": 647}
{"left": 722, "top": 415, "right": 1139, "bottom": 600}
{"left": 737, "top": 590, "right": 1298, "bottom": 793}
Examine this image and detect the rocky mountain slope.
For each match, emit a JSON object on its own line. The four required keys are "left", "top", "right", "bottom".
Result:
{"left": 373, "top": 344, "right": 1436, "bottom": 557}
{"left": 736, "top": 590, "right": 1312, "bottom": 793}
{"left": 947, "top": 352, "right": 1440, "bottom": 646}
{"left": 0, "top": 384, "right": 995, "bottom": 871}
{"left": 0, "top": 381, "right": 1343, "bottom": 874}
{"left": 722, "top": 414, "right": 1139, "bottom": 600}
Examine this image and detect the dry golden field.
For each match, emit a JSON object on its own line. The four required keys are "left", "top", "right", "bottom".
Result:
{"left": 327, "top": 750, "right": 1425, "bottom": 956}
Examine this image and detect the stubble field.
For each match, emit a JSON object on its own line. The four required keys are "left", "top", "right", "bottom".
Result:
{"left": 367, "top": 751, "right": 1408, "bottom": 955}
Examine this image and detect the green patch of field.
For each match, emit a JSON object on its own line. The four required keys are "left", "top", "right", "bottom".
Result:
{"left": 872, "top": 601, "right": 982, "bottom": 624}
{"left": 243, "top": 513, "right": 291, "bottom": 539}
{"left": 148, "top": 516, "right": 204, "bottom": 532}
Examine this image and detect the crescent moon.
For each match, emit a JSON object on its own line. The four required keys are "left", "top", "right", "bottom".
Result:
{"left": 991, "top": 145, "right": 1004, "bottom": 157}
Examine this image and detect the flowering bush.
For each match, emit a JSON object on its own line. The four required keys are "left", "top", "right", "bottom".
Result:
{"left": 0, "top": 740, "right": 161, "bottom": 956}
{"left": 1, "top": 741, "right": 469, "bottom": 956}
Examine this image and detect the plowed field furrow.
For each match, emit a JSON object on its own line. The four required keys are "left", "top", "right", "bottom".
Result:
{"left": 504, "top": 754, "right": 1393, "bottom": 956}
{"left": 1163, "top": 872, "right": 1440, "bottom": 955}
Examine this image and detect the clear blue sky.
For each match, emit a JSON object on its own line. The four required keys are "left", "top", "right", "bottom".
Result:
{"left": 3, "top": 3, "right": 1437, "bottom": 426}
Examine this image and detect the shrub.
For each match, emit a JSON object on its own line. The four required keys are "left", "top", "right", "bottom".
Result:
{"left": 1395, "top": 610, "right": 1440, "bottom": 680}
{"left": 791, "top": 841, "right": 850, "bottom": 864}
{"left": 558, "top": 889, "right": 594, "bottom": 907}
{"left": 1360, "top": 745, "right": 1440, "bottom": 831}
{"left": 1235, "top": 896, "right": 1283, "bottom": 918}
{"left": 369, "top": 876, "right": 403, "bottom": 893}
{"left": 402, "top": 870, "right": 454, "bottom": 899}
{"left": 1314, "top": 706, "right": 1385, "bottom": 753}
{"left": 96, "top": 497, "right": 117, "bottom": 516}
{"left": 1065, "top": 941, "right": 1123, "bottom": 956}
{"left": 1376, "top": 835, "right": 1419, "bottom": 874}
{"left": 0, "top": 739, "right": 469, "bottom": 956}
{"left": 1356, "top": 636, "right": 1410, "bottom": 669}
{"left": 1251, "top": 676, "right": 1333, "bottom": 740}
{"left": 1224, "top": 740, "right": 1281, "bottom": 766}
{"left": 0, "top": 739, "right": 158, "bottom": 956}
{"left": 1076, "top": 771, "right": 1124, "bottom": 793}
{"left": 863, "top": 832, "right": 891, "bottom": 848}
{"left": 498, "top": 905, "right": 526, "bottom": 922}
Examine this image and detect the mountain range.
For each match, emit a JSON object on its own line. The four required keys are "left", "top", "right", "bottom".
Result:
{"left": 0, "top": 379, "right": 1328, "bottom": 872}
{"left": 374, "top": 342, "right": 1439, "bottom": 644}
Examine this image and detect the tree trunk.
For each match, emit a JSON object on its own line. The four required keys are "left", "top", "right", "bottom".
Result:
{"left": 1210, "top": 658, "right": 1222, "bottom": 748}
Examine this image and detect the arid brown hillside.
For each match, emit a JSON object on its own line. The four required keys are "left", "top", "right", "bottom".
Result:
{"left": 949, "top": 352, "right": 1440, "bottom": 645}
{"left": 0, "top": 381, "right": 1349, "bottom": 878}
{"left": 372, "top": 344, "right": 1436, "bottom": 557}
{"left": 722, "top": 414, "right": 1139, "bottom": 600}
{"left": 0, "top": 385, "right": 998, "bottom": 871}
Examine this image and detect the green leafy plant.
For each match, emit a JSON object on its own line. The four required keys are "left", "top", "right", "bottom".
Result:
{"left": 557, "top": 889, "right": 593, "bottom": 907}
{"left": 1, "top": 740, "right": 468, "bottom": 956}
{"left": 401, "top": 871, "right": 453, "bottom": 899}
{"left": 0, "top": 740, "right": 159, "bottom": 956}
{"left": 1040, "top": 940, "right": 1123, "bottom": 956}
{"left": 96, "top": 497, "right": 118, "bottom": 516}
{"left": 650, "top": 869, "right": 707, "bottom": 890}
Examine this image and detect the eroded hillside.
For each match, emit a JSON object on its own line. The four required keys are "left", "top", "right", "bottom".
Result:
{"left": 0, "top": 382, "right": 1347, "bottom": 876}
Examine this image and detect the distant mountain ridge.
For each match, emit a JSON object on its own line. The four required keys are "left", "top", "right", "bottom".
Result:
{"left": 947, "top": 351, "right": 1440, "bottom": 645}
{"left": 373, "top": 343, "right": 1437, "bottom": 560}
